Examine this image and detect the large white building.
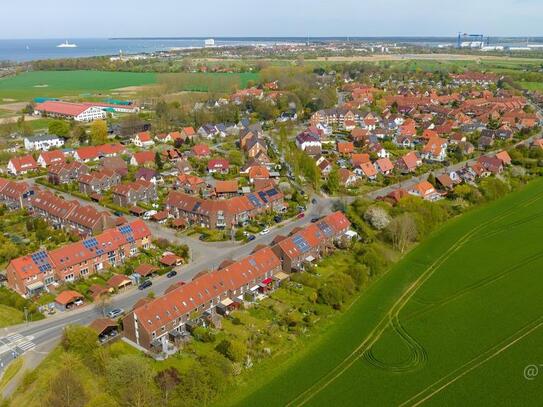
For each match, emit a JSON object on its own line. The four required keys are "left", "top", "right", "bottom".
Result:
{"left": 24, "top": 134, "right": 65, "bottom": 151}
{"left": 34, "top": 101, "right": 106, "bottom": 122}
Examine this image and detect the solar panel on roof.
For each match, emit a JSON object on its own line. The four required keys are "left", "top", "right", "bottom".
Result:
{"left": 318, "top": 222, "right": 333, "bottom": 237}
{"left": 247, "top": 193, "right": 262, "bottom": 208}
{"left": 266, "top": 188, "right": 278, "bottom": 197}
{"left": 119, "top": 225, "right": 133, "bottom": 235}
{"left": 83, "top": 238, "right": 98, "bottom": 249}
{"left": 96, "top": 249, "right": 104, "bottom": 256}
{"left": 248, "top": 258, "right": 257, "bottom": 267}
{"left": 292, "top": 235, "right": 311, "bottom": 253}
{"left": 258, "top": 191, "right": 268, "bottom": 203}
{"left": 192, "top": 202, "right": 201, "bottom": 212}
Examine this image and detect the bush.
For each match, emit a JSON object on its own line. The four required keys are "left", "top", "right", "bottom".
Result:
{"left": 215, "top": 339, "right": 246, "bottom": 363}
{"left": 192, "top": 326, "right": 216, "bottom": 343}
{"left": 317, "top": 273, "right": 354, "bottom": 309}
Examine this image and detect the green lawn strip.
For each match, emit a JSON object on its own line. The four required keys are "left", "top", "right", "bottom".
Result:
{"left": 0, "top": 358, "right": 23, "bottom": 391}
{"left": 0, "top": 304, "right": 24, "bottom": 328}
{"left": 223, "top": 178, "right": 543, "bottom": 407}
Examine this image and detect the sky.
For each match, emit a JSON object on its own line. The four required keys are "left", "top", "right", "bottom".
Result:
{"left": 1, "top": 0, "right": 542, "bottom": 39}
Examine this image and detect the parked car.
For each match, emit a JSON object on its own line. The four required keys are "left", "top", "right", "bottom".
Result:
{"left": 260, "top": 228, "right": 270, "bottom": 235}
{"left": 274, "top": 215, "right": 283, "bottom": 223}
{"left": 166, "top": 270, "right": 177, "bottom": 278}
{"left": 114, "top": 211, "right": 124, "bottom": 217}
{"left": 138, "top": 280, "right": 152, "bottom": 290}
{"left": 73, "top": 298, "right": 84, "bottom": 306}
{"left": 106, "top": 308, "right": 125, "bottom": 319}
{"left": 247, "top": 234, "right": 256, "bottom": 241}
{"left": 310, "top": 217, "right": 320, "bottom": 223}
{"left": 297, "top": 213, "right": 305, "bottom": 219}
{"left": 311, "top": 198, "right": 317, "bottom": 204}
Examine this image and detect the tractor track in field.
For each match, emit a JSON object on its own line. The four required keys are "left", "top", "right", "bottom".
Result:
{"left": 399, "top": 316, "right": 543, "bottom": 407}
{"left": 286, "top": 190, "right": 537, "bottom": 406}
{"left": 287, "top": 222, "right": 485, "bottom": 406}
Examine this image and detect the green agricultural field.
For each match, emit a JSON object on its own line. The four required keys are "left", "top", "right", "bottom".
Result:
{"left": 0, "top": 70, "right": 157, "bottom": 101}
{"left": 227, "top": 177, "right": 543, "bottom": 407}
{"left": 157, "top": 72, "right": 260, "bottom": 93}
{"left": 519, "top": 82, "right": 543, "bottom": 92}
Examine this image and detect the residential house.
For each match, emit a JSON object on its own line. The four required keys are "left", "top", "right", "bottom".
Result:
{"left": 136, "top": 168, "right": 161, "bottom": 184}
{"left": 421, "top": 137, "right": 448, "bottom": 162}
{"left": 408, "top": 181, "right": 442, "bottom": 201}
{"left": 48, "top": 162, "right": 89, "bottom": 185}
{"left": 130, "top": 151, "right": 156, "bottom": 167}
{"left": 78, "top": 170, "right": 121, "bottom": 195}
{"left": 339, "top": 168, "right": 358, "bottom": 187}
{"left": 6, "top": 220, "right": 151, "bottom": 297}
{"left": 112, "top": 180, "right": 157, "bottom": 207}
{"left": 133, "top": 132, "right": 155, "bottom": 148}
{"left": 207, "top": 158, "right": 230, "bottom": 174}
{"left": 7, "top": 155, "right": 39, "bottom": 176}
{"left": 175, "top": 174, "right": 206, "bottom": 195}
{"left": 396, "top": 152, "right": 421, "bottom": 174}
{"left": 0, "top": 180, "right": 34, "bottom": 209}
{"left": 272, "top": 211, "right": 351, "bottom": 272}
{"left": 37, "top": 150, "right": 66, "bottom": 168}
{"left": 122, "top": 246, "right": 279, "bottom": 351}
{"left": 99, "top": 157, "right": 128, "bottom": 177}
{"left": 374, "top": 158, "right": 395, "bottom": 175}
{"left": 24, "top": 134, "right": 65, "bottom": 151}
{"left": 192, "top": 144, "right": 211, "bottom": 158}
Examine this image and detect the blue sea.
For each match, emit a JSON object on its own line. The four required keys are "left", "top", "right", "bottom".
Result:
{"left": 1, "top": 37, "right": 542, "bottom": 63}
{"left": 0, "top": 38, "right": 303, "bottom": 62}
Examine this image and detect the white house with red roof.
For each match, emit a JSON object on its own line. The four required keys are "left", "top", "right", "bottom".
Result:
{"left": 132, "top": 132, "right": 155, "bottom": 148}
{"left": 7, "top": 155, "right": 38, "bottom": 175}
{"left": 34, "top": 101, "right": 106, "bottom": 122}
{"left": 37, "top": 150, "right": 66, "bottom": 168}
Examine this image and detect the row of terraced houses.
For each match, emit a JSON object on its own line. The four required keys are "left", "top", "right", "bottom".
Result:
{"left": 6, "top": 220, "right": 151, "bottom": 297}
{"left": 122, "top": 211, "right": 351, "bottom": 351}
{"left": 0, "top": 178, "right": 116, "bottom": 237}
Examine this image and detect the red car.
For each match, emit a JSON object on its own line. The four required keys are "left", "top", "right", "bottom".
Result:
{"left": 297, "top": 213, "right": 305, "bottom": 219}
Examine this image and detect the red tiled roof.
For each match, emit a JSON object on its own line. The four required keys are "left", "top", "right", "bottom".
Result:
{"left": 35, "top": 101, "right": 90, "bottom": 117}
{"left": 55, "top": 290, "right": 83, "bottom": 305}
{"left": 131, "top": 246, "right": 280, "bottom": 334}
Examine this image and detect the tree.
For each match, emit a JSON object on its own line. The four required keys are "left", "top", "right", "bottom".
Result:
{"left": 61, "top": 325, "right": 99, "bottom": 359}
{"left": 107, "top": 354, "right": 157, "bottom": 407}
{"left": 90, "top": 120, "right": 108, "bottom": 145}
{"left": 326, "top": 166, "right": 340, "bottom": 194}
{"left": 154, "top": 151, "right": 164, "bottom": 170}
{"left": 45, "top": 355, "right": 87, "bottom": 407}
{"left": 48, "top": 120, "right": 70, "bottom": 137}
{"left": 363, "top": 206, "right": 391, "bottom": 230}
{"left": 155, "top": 367, "right": 181, "bottom": 405}
{"left": 71, "top": 125, "right": 87, "bottom": 143}
{"left": 386, "top": 213, "right": 418, "bottom": 253}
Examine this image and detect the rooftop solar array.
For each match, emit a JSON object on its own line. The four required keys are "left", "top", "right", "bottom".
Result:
{"left": 292, "top": 235, "right": 311, "bottom": 253}
{"left": 258, "top": 191, "right": 269, "bottom": 203}
{"left": 83, "top": 238, "right": 98, "bottom": 249}
{"left": 192, "top": 202, "right": 201, "bottom": 212}
{"left": 247, "top": 193, "right": 262, "bottom": 208}
{"left": 119, "top": 225, "right": 133, "bottom": 235}
{"left": 31, "top": 251, "right": 48, "bottom": 264}
{"left": 318, "top": 222, "right": 333, "bottom": 237}
{"left": 266, "top": 188, "right": 279, "bottom": 197}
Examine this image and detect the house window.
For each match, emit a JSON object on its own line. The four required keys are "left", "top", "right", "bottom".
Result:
{"left": 81, "top": 268, "right": 89, "bottom": 276}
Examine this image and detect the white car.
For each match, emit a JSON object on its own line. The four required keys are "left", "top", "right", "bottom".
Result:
{"left": 260, "top": 228, "right": 270, "bottom": 235}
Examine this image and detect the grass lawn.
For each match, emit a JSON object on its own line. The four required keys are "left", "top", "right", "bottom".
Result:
{"left": 0, "top": 358, "right": 23, "bottom": 392}
{"left": 0, "top": 304, "right": 24, "bottom": 328}
{"left": 0, "top": 70, "right": 157, "bottom": 101}
{"left": 223, "top": 177, "right": 543, "bottom": 407}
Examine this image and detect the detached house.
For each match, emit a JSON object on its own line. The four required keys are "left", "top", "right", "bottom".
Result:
{"left": 130, "top": 151, "right": 155, "bottom": 167}
{"left": 133, "top": 132, "right": 155, "bottom": 148}
{"left": 408, "top": 181, "right": 442, "bottom": 201}
{"left": 7, "top": 155, "right": 39, "bottom": 176}
{"left": 396, "top": 152, "right": 421, "bottom": 174}
{"left": 421, "top": 137, "right": 448, "bottom": 162}
{"left": 207, "top": 158, "right": 230, "bottom": 174}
